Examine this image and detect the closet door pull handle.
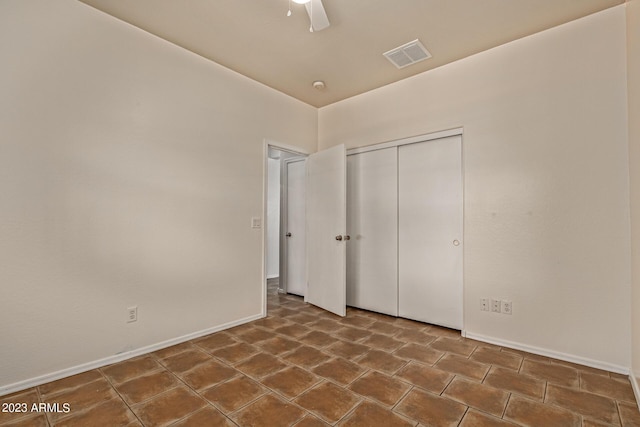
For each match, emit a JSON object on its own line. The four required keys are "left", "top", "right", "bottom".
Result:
{"left": 336, "top": 235, "right": 343, "bottom": 241}
{"left": 286, "top": 232, "right": 292, "bottom": 237}
{"left": 344, "top": 235, "right": 351, "bottom": 240}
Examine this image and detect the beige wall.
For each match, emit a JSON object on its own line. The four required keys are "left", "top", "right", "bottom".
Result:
{"left": 628, "top": 0, "right": 640, "bottom": 389}
{"left": 319, "top": 7, "right": 630, "bottom": 369}
{"left": 0, "top": 0, "right": 316, "bottom": 391}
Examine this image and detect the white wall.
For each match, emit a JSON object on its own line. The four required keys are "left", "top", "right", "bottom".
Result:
{"left": 319, "top": 7, "right": 630, "bottom": 369}
{"left": 628, "top": 0, "right": 640, "bottom": 390}
{"left": 267, "top": 157, "right": 281, "bottom": 278}
{"left": 0, "top": 0, "right": 316, "bottom": 392}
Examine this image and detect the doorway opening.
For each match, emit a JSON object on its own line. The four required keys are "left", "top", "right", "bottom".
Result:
{"left": 264, "top": 142, "right": 308, "bottom": 315}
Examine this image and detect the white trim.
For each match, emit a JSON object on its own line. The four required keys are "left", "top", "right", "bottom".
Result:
{"left": 346, "top": 127, "right": 463, "bottom": 156}
{"left": 465, "top": 332, "right": 629, "bottom": 375}
{"left": 0, "top": 313, "right": 263, "bottom": 397}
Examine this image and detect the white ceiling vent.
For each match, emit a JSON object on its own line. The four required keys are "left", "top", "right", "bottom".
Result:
{"left": 383, "top": 39, "right": 431, "bottom": 69}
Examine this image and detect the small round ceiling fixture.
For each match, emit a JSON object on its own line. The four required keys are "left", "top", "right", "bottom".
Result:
{"left": 312, "top": 80, "right": 326, "bottom": 90}
{"left": 292, "top": 0, "right": 311, "bottom": 4}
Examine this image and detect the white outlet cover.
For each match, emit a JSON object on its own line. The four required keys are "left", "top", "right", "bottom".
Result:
{"left": 127, "top": 306, "right": 138, "bottom": 323}
{"left": 502, "top": 300, "right": 513, "bottom": 315}
{"left": 491, "top": 299, "right": 501, "bottom": 313}
{"left": 480, "top": 298, "right": 489, "bottom": 311}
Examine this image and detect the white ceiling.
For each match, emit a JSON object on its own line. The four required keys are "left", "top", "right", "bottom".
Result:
{"left": 77, "top": 0, "right": 623, "bottom": 107}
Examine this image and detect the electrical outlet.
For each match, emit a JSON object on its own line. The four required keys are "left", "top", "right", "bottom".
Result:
{"left": 480, "top": 298, "right": 489, "bottom": 311}
{"left": 491, "top": 299, "right": 501, "bottom": 313}
{"left": 502, "top": 300, "right": 512, "bottom": 315}
{"left": 127, "top": 306, "right": 138, "bottom": 323}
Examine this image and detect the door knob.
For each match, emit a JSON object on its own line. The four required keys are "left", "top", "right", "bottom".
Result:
{"left": 344, "top": 235, "right": 351, "bottom": 240}
{"left": 453, "top": 239, "right": 460, "bottom": 246}
{"left": 286, "top": 232, "right": 292, "bottom": 237}
{"left": 335, "top": 235, "right": 343, "bottom": 241}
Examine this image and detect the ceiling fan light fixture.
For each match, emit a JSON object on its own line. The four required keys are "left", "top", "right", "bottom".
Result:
{"left": 292, "top": 0, "right": 311, "bottom": 4}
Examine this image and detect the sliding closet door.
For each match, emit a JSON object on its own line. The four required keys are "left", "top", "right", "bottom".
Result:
{"left": 398, "top": 135, "right": 463, "bottom": 329}
{"left": 346, "top": 148, "right": 398, "bottom": 316}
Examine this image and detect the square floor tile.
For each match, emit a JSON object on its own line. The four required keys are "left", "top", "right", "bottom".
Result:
{"left": 202, "top": 375, "right": 266, "bottom": 413}
{"left": 235, "top": 353, "right": 288, "bottom": 378}
{"left": 360, "top": 334, "right": 403, "bottom": 352}
{"left": 261, "top": 366, "right": 321, "bottom": 399}
{"left": 618, "top": 401, "right": 640, "bottom": 426}
{"left": 192, "top": 332, "right": 237, "bottom": 352}
{"left": 294, "top": 414, "right": 330, "bottom": 426}
{"left": 434, "top": 354, "right": 489, "bottom": 381}
{"left": 394, "top": 328, "right": 437, "bottom": 344}
{"left": 430, "top": 337, "right": 477, "bottom": 357}
{"left": 131, "top": 386, "right": 207, "bottom": 427}
{"left": 367, "top": 321, "right": 401, "bottom": 336}
{"left": 483, "top": 366, "right": 545, "bottom": 400}
{"left": 170, "top": 406, "right": 235, "bottom": 427}
{"left": 295, "top": 382, "right": 361, "bottom": 424}
{"left": 459, "top": 409, "right": 519, "bottom": 426}
{"left": 236, "top": 327, "right": 276, "bottom": 343}
{"left": 0, "top": 389, "right": 40, "bottom": 425}
{"left": 442, "top": 377, "right": 509, "bottom": 417}
{"left": 298, "top": 331, "right": 337, "bottom": 348}
{"left": 179, "top": 360, "right": 238, "bottom": 391}
{"left": 38, "top": 371, "right": 103, "bottom": 398}
{"left": 53, "top": 398, "right": 137, "bottom": 427}
{"left": 312, "top": 358, "right": 366, "bottom": 385}
{"left": 394, "top": 342, "right": 444, "bottom": 365}
{"left": 283, "top": 346, "right": 331, "bottom": 369}
{"left": 211, "top": 342, "right": 259, "bottom": 364}
{"left": 275, "top": 324, "right": 311, "bottom": 338}
{"left": 338, "top": 401, "right": 414, "bottom": 427}
{"left": 520, "top": 359, "right": 579, "bottom": 387}
{"left": 545, "top": 384, "right": 619, "bottom": 425}
{"left": 47, "top": 377, "right": 119, "bottom": 424}
{"left": 357, "top": 350, "right": 407, "bottom": 374}
{"left": 504, "top": 395, "right": 580, "bottom": 427}
{"left": 580, "top": 372, "right": 636, "bottom": 403}
{"left": 336, "top": 327, "right": 372, "bottom": 342}
{"left": 152, "top": 342, "right": 194, "bottom": 359}
{"left": 232, "top": 394, "right": 306, "bottom": 427}
{"left": 114, "top": 370, "right": 179, "bottom": 405}
{"left": 326, "top": 341, "right": 369, "bottom": 360}
{"left": 394, "top": 361, "right": 453, "bottom": 394}
{"left": 160, "top": 349, "right": 212, "bottom": 374}
{"left": 102, "top": 356, "right": 163, "bottom": 385}
{"left": 395, "top": 388, "right": 467, "bottom": 427}
{"left": 348, "top": 371, "right": 411, "bottom": 406}
{"left": 470, "top": 346, "right": 522, "bottom": 370}
{"left": 258, "top": 336, "right": 301, "bottom": 356}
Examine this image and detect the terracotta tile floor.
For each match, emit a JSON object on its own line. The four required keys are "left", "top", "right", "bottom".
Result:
{"left": 2, "top": 290, "right": 639, "bottom": 426}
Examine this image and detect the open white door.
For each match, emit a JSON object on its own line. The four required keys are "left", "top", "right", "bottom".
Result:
{"left": 306, "top": 144, "right": 347, "bottom": 316}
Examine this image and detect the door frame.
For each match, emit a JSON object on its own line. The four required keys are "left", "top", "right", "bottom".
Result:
{"left": 262, "top": 139, "right": 310, "bottom": 317}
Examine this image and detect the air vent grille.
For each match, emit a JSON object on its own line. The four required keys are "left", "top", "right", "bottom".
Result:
{"left": 383, "top": 39, "right": 432, "bottom": 69}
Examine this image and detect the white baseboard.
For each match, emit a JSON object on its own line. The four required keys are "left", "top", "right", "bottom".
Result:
{"left": 0, "top": 313, "right": 264, "bottom": 397}
{"left": 463, "top": 331, "right": 629, "bottom": 375}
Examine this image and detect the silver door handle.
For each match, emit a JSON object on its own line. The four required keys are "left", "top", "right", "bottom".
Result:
{"left": 453, "top": 239, "right": 460, "bottom": 246}
{"left": 336, "top": 235, "right": 343, "bottom": 241}
{"left": 286, "top": 232, "right": 292, "bottom": 237}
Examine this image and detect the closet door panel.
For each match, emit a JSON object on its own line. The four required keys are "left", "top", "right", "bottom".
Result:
{"left": 346, "top": 148, "right": 398, "bottom": 316}
{"left": 398, "top": 136, "right": 462, "bottom": 329}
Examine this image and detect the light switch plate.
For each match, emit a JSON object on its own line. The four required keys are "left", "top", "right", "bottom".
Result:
{"left": 251, "top": 217, "right": 262, "bottom": 228}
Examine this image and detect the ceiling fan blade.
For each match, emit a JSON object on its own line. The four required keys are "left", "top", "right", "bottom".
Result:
{"left": 304, "top": 0, "right": 330, "bottom": 32}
